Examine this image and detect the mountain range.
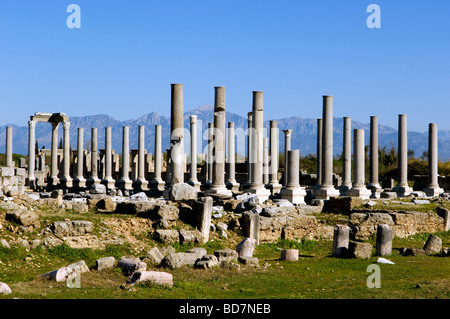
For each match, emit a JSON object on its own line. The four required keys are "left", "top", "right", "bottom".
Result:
{"left": 1, "top": 105, "right": 449, "bottom": 161}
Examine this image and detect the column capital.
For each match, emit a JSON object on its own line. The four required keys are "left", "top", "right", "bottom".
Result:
{"left": 190, "top": 115, "right": 197, "bottom": 124}
{"left": 62, "top": 121, "right": 70, "bottom": 130}
{"left": 282, "top": 129, "right": 293, "bottom": 137}
{"left": 28, "top": 120, "right": 37, "bottom": 129}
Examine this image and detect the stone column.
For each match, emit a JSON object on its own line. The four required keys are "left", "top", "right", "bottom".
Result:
{"left": 102, "top": 127, "right": 116, "bottom": 189}
{"left": 393, "top": 114, "right": 412, "bottom": 196}
{"left": 332, "top": 224, "right": 350, "bottom": 258}
{"left": 280, "top": 149, "right": 306, "bottom": 204}
{"left": 87, "top": 127, "right": 101, "bottom": 187}
{"left": 133, "top": 125, "right": 148, "bottom": 192}
{"left": 267, "top": 120, "right": 282, "bottom": 194}
{"left": 73, "top": 127, "right": 86, "bottom": 188}
{"left": 282, "top": 129, "right": 293, "bottom": 186}
{"left": 226, "top": 122, "right": 240, "bottom": 192}
{"left": 248, "top": 91, "right": 270, "bottom": 202}
{"left": 242, "top": 211, "right": 260, "bottom": 245}
{"left": 348, "top": 129, "right": 371, "bottom": 199}
{"left": 376, "top": 224, "right": 393, "bottom": 256}
{"left": 188, "top": 115, "right": 201, "bottom": 191}
{"left": 368, "top": 116, "right": 381, "bottom": 195}
{"left": 169, "top": 83, "right": 184, "bottom": 186}
{"left": 196, "top": 196, "right": 213, "bottom": 243}
{"left": 205, "top": 122, "right": 214, "bottom": 187}
{"left": 263, "top": 137, "right": 269, "bottom": 185}
{"left": 314, "top": 118, "right": 322, "bottom": 188}
{"left": 243, "top": 112, "right": 253, "bottom": 190}
{"left": 208, "top": 87, "right": 231, "bottom": 196}
{"left": 149, "top": 125, "right": 165, "bottom": 192}
{"left": 48, "top": 121, "right": 60, "bottom": 186}
{"left": 60, "top": 121, "right": 73, "bottom": 188}
{"left": 5, "top": 127, "right": 13, "bottom": 167}
{"left": 314, "top": 96, "right": 339, "bottom": 199}
{"left": 118, "top": 126, "right": 132, "bottom": 191}
{"left": 339, "top": 117, "right": 352, "bottom": 195}
{"left": 423, "top": 123, "right": 444, "bottom": 196}
{"left": 27, "top": 120, "right": 36, "bottom": 186}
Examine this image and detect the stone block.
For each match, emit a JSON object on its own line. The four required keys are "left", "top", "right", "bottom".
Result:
{"left": 127, "top": 271, "right": 173, "bottom": 287}
{"left": 154, "top": 229, "right": 180, "bottom": 243}
{"left": 281, "top": 249, "right": 298, "bottom": 261}
{"left": 236, "top": 237, "right": 256, "bottom": 258}
{"left": 169, "top": 183, "right": 197, "bottom": 201}
{"left": 214, "top": 249, "right": 238, "bottom": 262}
{"left": 348, "top": 241, "right": 372, "bottom": 259}
{"left": 96, "top": 257, "right": 116, "bottom": 271}
{"left": 142, "top": 247, "right": 164, "bottom": 266}
{"left": 0, "top": 282, "right": 12, "bottom": 295}
{"left": 423, "top": 235, "right": 442, "bottom": 255}
{"left": 238, "top": 256, "right": 259, "bottom": 267}
{"left": 117, "top": 257, "right": 147, "bottom": 276}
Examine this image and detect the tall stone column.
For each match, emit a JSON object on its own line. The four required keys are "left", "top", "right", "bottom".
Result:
{"left": 5, "top": 127, "right": 13, "bottom": 167}
{"left": 133, "top": 125, "right": 148, "bottom": 192}
{"left": 48, "top": 121, "right": 60, "bottom": 186}
{"left": 226, "top": 122, "right": 240, "bottom": 192}
{"left": 314, "top": 95, "right": 339, "bottom": 199}
{"left": 60, "top": 121, "right": 73, "bottom": 188}
{"left": 149, "top": 125, "right": 165, "bottom": 192}
{"left": 313, "top": 118, "right": 323, "bottom": 189}
{"left": 207, "top": 87, "right": 232, "bottom": 196}
{"left": 27, "top": 120, "right": 36, "bottom": 186}
{"left": 205, "top": 122, "right": 214, "bottom": 187}
{"left": 73, "top": 127, "right": 86, "bottom": 188}
{"left": 368, "top": 116, "right": 381, "bottom": 191}
{"left": 348, "top": 129, "right": 371, "bottom": 199}
{"left": 102, "top": 127, "right": 116, "bottom": 189}
{"left": 280, "top": 149, "right": 306, "bottom": 204}
{"left": 393, "top": 114, "right": 412, "bottom": 196}
{"left": 423, "top": 123, "right": 444, "bottom": 196}
{"left": 248, "top": 91, "right": 270, "bottom": 202}
{"left": 188, "top": 115, "right": 201, "bottom": 191}
{"left": 263, "top": 137, "right": 269, "bottom": 185}
{"left": 87, "top": 127, "right": 101, "bottom": 187}
{"left": 267, "top": 120, "right": 282, "bottom": 194}
{"left": 118, "top": 126, "right": 133, "bottom": 191}
{"left": 243, "top": 112, "right": 253, "bottom": 190}
{"left": 169, "top": 83, "right": 184, "bottom": 186}
{"left": 282, "top": 129, "right": 293, "bottom": 186}
{"left": 339, "top": 117, "right": 352, "bottom": 195}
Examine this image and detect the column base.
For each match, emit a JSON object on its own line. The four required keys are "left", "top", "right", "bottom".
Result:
{"left": 205, "top": 185, "right": 233, "bottom": 197}
{"left": 117, "top": 178, "right": 133, "bottom": 191}
{"left": 102, "top": 178, "right": 117, "bottom": 190}
{"left": 370, "top": 188, "right": 383, "bottom": 199}
{"left": 241, "top": 182, "right": 251, "bottom": 191}
{"left": 149, "top": 179, "right": 165, "bottom": 191}
{"left": 247, "top": 186, "right": 271, "bottom": 203}
{"left": 73, "top": 178, "right": 86, "bottom": 189}
{"left": 392, "top": 185, "right": 413, "bottom": 197}
{"left": 59, "top": 177, "right": 73, "bottom": 189}
{"left": 133, "top": 179, "right": 148, "bottom": 192}
{"left": 313, "top": 186, "right": 340, "bottom": 200}
{"left": 280, "top": 187, "right": 307, "bottom": 205}
{"left": 86, "top": 177, "right": 101, "bottom": 188}
{"left": 226, "top": 180, "right": 240, "bottom": 193}
{"left": 338, "top": 184, "right": 351, "bottom": 196}
{"left": 187, "top": 180, "right": 201, "bottom": 192}
{"left": 266, "top": 182, "right": 282, "bottom": 195}
{"left": 367, "top": 182, "right": 382, "bottom": 190}
{"left": 423, "top": 186, "right": 444, "bottom": 197}
{"left": 347, "top": 186, "right": 371, "bottom": 200}
{"left": 47, "top": 176, "right": 60, "bottom": 187}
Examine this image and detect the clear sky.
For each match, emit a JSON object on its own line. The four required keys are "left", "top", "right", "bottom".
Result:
{"left": 1, "top": 0, "right": 449, "bottom": 132}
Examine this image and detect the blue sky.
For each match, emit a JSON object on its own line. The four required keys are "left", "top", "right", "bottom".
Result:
{"left": 0, "top": 0, "right": 449, "bottom": 132}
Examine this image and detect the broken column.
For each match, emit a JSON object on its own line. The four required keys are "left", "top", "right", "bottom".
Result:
{"left": 368, "top": 116, "right": 381, "bottom": 195}
{"left": 134, "top": 125, "right": 148, "bottom": 192}
{"left": 393, "top": 114, "right": 412, "bottom": 197}
{"left": 247, "top": 91, "right": 270, "bottom": 202}
{"left": 313, "top": 118, "right": 322, "bottom": 189}
{"left": 102, "top": 127, "right": 115, "bottom": 189}
{"left": 5, "top": 127, "right": 13, "bottom": 167}
{"left": 314, "top": 95, "right": 339, "bottom": 199}
{"left": 27, "top": 120, "right": 36, "bottom": 186}
{"left": 280, "top": 149, "right": 306, "bottom": 204}
{"left": 332, "top": 224, "right": 350, "bottom": 257}
{"left": 149, "top": 124, "right": 165, "bottom": 192}
{"left": 196, "top": 196, "right": 213, "bottom": 243}
{"left": 205, "top": 122, "right": 214, "bottom": 187}
{"left": 282, "top": 129, "right": 293, "bottom": 187}
{"left": 243, "top": 112, "right": 253, "bottom": 190}
{"left": 60, "top": 121, "right": 73, "bottom": 188}
{"left": 226, "top": 121, "right": 240, "bottom": 192}
{"left": 263, "top": 137, "right": 269, "bottom": 185}
{"left": 423, "top": 123, "right": 444, "bottom": 197}
{"left": 188, "top": 115, "right": 201, "bottom": 191}
{"left": 339, "top": 117, "right": 352, "bottom": 195}
{"left": 348, "top": 129, "right": 371, "bottom": 199}
{"left": 376, "top": 224, "right": 393, "bottom": 256}
{"left": 267, "top": 120, "right": 282, "bottom": 194}
{"left": 87, "top": 127, "right": 101, "bottom": 187}
{"left": 169, "top": 83, "right": 184, "bottom": 186}
{"left": 207, "top": 86, "right": 232, "bottom": 196}
{"left": 242, "top": 211, "right": 260, "bottom": 245}
{"left": 73, "top": 127, "right": 86, "bottom": 188}
{"left": 118, "top": 126, "right": 132, "bottom": 191}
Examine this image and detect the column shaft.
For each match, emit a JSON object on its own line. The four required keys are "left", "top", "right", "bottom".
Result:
{"left": 368, "top": 116, "right": 380, "bottom": 188}
{"left": 27, "top": 120, "right": 36, "bottom": 183}
{"left": 170, "top": 83, "right": 184, "bottom": 185}
{"left": 5, "top": 127, "right": 13, "bottom": 167}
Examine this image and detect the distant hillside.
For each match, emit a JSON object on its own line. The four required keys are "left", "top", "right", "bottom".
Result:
{"left": 0, "top": 105, "right": 449, "bottom": 161}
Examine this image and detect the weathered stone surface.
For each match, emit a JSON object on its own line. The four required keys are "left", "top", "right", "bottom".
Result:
{"left": 220, "top": 260, "right": 241, "bottom": 270}
{"left": 159, "top": 246, "right": 176, "bottom": 257}
{"left": 238, "top": 256, "right": 259, "bottom": 267}
{"left": 402, "top": 247, "right": 426, "bottom": 256}
{"left": 214, "top": 249, "right": 238, "bottom": 262}
{"left": 142, "top": 247, "right": 164, "bottom": 266}
{"left": 281, "top": 249, "right": 298, "bottom": 261}
{"left": 96, "top": 197, "right": 115, "bottom": 211}
{"left": 51, "top": 221, "right": 94, "bottom": 238}
{"left": 376, "top": 224, "right": 393, "bottom": 256}
{"left": 90, "top": 184, "right": 107, "bottom": 194}
{"left": 153, "top": 204, "right": 179, "bottom": 221}
{"left": 154, "top": 229, "right": 180, "bottom": 243}
{"left": 129, "top": 192, "right": 148, "bottom": 201}
{"left": 178, "top": 229, "right": 204, "bottom": 244}
{"left": 43, "top": 237, "right": 63, "bottom": 248}
{"left": 423, "top": 235, "right": 442, "bottom": 255}
{"left": 332, "top": 225, "right": 350, "bottom": 258}
{"left": 0, "top": 239, "right": 10, "bottom": 249}
{"left": 117, "top": 257, "right": 147, "bottom": 276}
{"left": 96, "top": 257, "right": 116, "bottom": 271}
{"left": 348, "top": 241, "right": 372, "bottom": 259}
{"left": 0, "top": 282, "right": 12, "bottom": 295}
{"left": 216, "top": 222, "right": 228, "bottom": 231}
{"left": 223, "top": 200, "right": 241, "bottom": 211}
{"left": 169, "top": 183, "right": 197, "bottom": 201}
{"left": 236, "top": 237, "right": 256, "bottom": 258}
{"left": 436, "top": 206, "right": 450, "bottom": 232}
{"left": 194, "top": 255, "right": 219, "bottom": 269}
{"left": 115, "top": 200, "right": 157, "bottom": 215}
{"left": 187, "top": 247, "right": 207, "bottom": 257}
{"left": 380, "top": 192, "right": 397, "bottom": 199}
{"left": 160, "top": 250, "right": 205, "bottom": 269}
{"left": 67, "top": 260, "right": 90, "bottom": 273}
{"left": 323, "top": 197, "right": 363, "bottom": 215}
{"left": 39, "top": 267, "right": 74, "bottom": 282}
{"left": 5, "top": 210, "right": 40, "bottom": 229}
{"left": 127, "top": 271, "right": 173, "bottom": 287}
{"left": 71, "top": 201, "right": 89, "bottom": 213}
